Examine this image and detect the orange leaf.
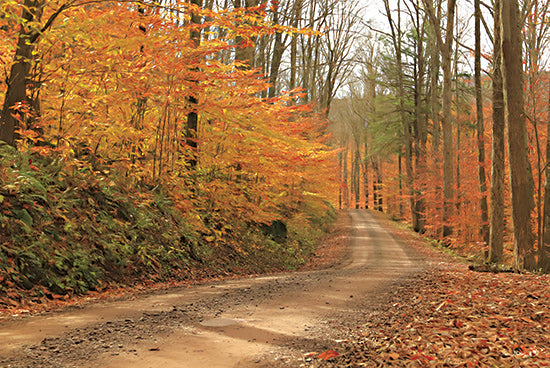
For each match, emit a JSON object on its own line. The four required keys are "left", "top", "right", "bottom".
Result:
{"left": 318, "top": 350, "right": 339, "bottom": 360}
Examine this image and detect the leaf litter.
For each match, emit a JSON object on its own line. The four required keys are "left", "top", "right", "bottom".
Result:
{"left": 306, "top": 217, "right": 550, "bottom": 368}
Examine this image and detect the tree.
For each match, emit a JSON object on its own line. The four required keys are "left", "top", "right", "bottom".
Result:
{"left": 488, "top": 0, "right": 505, "bottom": 264}
{"left": 501, "top": 0, "right": 537, "bottom": 270}
{"left": 383, "top": 0, "right": 414, "bottom": 222}
{"left": 542, "top": 80, "right": 550, "bottom": 272}
{"left": 410, "top": 0, "right": 428, "bottom": 233}
{"left": 233, "top": 0, "right": 259, "bottom": 68}
{"left": 1, "top": 0, "right": 44, "bottom": 146}
{"left": 186, "top": 0, "right": 203, "bottom": 168}
{"left": 474, "top": 0, "right": 489, "bottom": 246}
{"left": 423, "top": 0, "right": 457, "bottom": 238}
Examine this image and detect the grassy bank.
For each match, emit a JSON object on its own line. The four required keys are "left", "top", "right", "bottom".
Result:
{"left": 0, "top": 147, "right": 336, "bottom": 307}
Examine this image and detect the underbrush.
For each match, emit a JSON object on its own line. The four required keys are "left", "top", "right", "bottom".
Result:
{"left": 0, "top": 147, "right": 336, "bottom": 305}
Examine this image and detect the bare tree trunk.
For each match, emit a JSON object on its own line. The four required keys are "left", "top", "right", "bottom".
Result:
{"left": 413, "top": 0, "right": 427, "bottom": 233}
{"left": 440, "top": 0, "right": 456, "bottom": 238}
{"left": 399, "top": 152, "right": 404, "bottom": 218}
{"left": 353, "top": 149, "right": 361, "bottom": 209}
{"left": 423, "top": 0, "right": 456, "bottom": 237}
{"left": 427, "top": 0, "right": 440, "bottom": 157}
{"left": 289, "top": 0, "right": 303, "bottom": 92}
{"left": 338, "top": 151, "right": 343, "bottom": 209}
{"left": 502, "top": 0, "right": 537, "bottom": 271}
{"left": 541, "top": 72, "right": 550, "bottom": 272}
{"left": 342, "top": 146, "right": 349, "bottom": 208}
{"left": 267, "top": 2, "right": 285, "bottom": 98}
{"left": 377, "top": 160, "right": 383, "bottom": 211}
{"left": 371, "top": 158, "right": 383, "bottom": 212}
{"left": 267, "top": 30, "right": 284, "bottom": 98}
{"left": 426, "top": 0, "right": 441, "bottom": 233}
{"left": 489, "top": 0, "right": 505, "bottom": 264}
{"left": 363, "top": 152, "right": 369, "bottom": 209}
{"left": 475, "top": 0, "right": 489, "bottom": 246}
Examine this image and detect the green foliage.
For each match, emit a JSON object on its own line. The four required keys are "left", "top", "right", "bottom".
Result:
{"left": 0, "top": 149, "right": 194, "bottom": 295}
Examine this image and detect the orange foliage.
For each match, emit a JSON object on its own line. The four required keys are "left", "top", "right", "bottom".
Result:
{"left": 1, "top": 1, "right": 337, "bottom": 242}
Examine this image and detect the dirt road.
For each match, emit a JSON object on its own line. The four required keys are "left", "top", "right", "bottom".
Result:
{"left": 0, "top": 210, "right": 426, "bottom": 367}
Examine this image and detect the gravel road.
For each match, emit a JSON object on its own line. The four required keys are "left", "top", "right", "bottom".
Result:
{"left": 0, "top": 210, "right": 426, "bottom": 367}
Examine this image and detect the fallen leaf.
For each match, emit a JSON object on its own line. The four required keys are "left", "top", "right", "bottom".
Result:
{"left": 318, "top": 350, "right": 340, "bottom": 360}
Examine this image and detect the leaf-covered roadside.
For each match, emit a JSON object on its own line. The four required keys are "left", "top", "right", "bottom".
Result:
{"left": 311, "top": 220, "right": 550, "bottom": 367}
{"left": 329, "top": 269, "right": 550, "bottom": 367}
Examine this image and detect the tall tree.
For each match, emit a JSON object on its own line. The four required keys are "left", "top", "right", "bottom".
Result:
{"left": 488, "top": 0, "right": 505, "bottom": 264}
{"left": 319, "top": 0, "right": 359, "bottom": 115}
{"left": 502, "top": 0, "right": 537, "bottom": 270}
{"left": 408, "top": 0, "right": 428, "bottom": 233}
{"left": 423, "top": 0, "right": 457, "bottom": 238}
{"left": 542, "top": 81, "right": 550, "bottom": 272}
{"left": 522, "top": 0, "right": 550, "bottom": 272}
{"left": 186, "top": 0, "right": 203, "bottom": 168}
{"left": 383, "top": 0, "right": 415, "bottom": 225}
{"left": 474, "top": 0, "right": 489, "bottom": 246}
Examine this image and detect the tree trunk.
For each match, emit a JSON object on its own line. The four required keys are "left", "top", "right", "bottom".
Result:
{"left": 413, "top": 2, "right": 427, "bottom": 233}
{"left": 363, "top": 154, "right": 369, "bottom": 209}
{"left": 399, "top": 152, "right": 404, "bottom": 218}
{"left": 502, "top": 0, "right": 537, "bottom": 270}
{"left": 354, "top": 149, "right": 361, "bottom": 209}
{"left": 372, "top": 158, "right": 383, "bottom": 212}
{"left": 475, "top": 0, "right": 489, "bottom": 246}
{"left": 383, "top": 0, "right": 414, "bottom": 225}
{"left": 377, "top": 160, "right": 383, "bottom": 212}
{"left": 427, "top": 0, "right": 440, "bottom": 157}
{"left": 186, "top": 0, "right": 202, "bottom": 168}
{"left": 342, "top": 147, "right": 349, "bottom": 208}
{"left": 541, "top": 72, "right": 550, "bottom": 272}
{"left": 423, "top": 0, "right": 456, "bottom": 237}
{"left": 234, "top": 0, "right": 259, "bottom": 67}
{"left": 440, "top": 0, "right": 456, "bottom": 238}
{"left": 288, "top": 0, "right": 303, "bottom": 92}
{"left": 488, "top": 0, "right": 505, "bottom": 264}
{"left": 338, "top": 151, "right": 343, "bottom": 209}
{"left": 267, "top": 30, "right": 284, "bottom": 98}
{"left": 0, "top": 0, "right": 43, "bottom": 146}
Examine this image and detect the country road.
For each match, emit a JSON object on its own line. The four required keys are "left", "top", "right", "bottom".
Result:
{"left": 0, "top": 210, "right": 427, "bottom": 368}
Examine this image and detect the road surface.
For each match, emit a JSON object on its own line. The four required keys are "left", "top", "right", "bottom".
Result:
{"left": 0, "top": 210, "right": 426, "bottom": 367}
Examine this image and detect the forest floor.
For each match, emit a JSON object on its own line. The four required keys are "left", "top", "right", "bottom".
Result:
{"left": 0, "top": 210, "right": 549, "bottom": 367}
